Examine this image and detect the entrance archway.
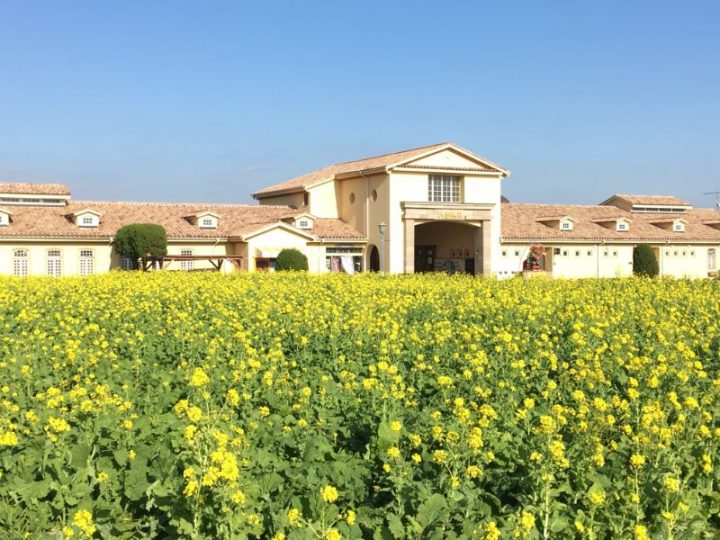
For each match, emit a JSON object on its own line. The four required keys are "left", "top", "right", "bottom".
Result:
{"left": 368, "top": 245, "right": 380, "bottom": 272}
{"left": 414, "top": 221, "right": 480, "bottom": 275}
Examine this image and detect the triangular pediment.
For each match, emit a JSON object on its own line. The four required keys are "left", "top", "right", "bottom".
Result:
{"left": 395, "top": 145, "right": 507, "bottom": 174}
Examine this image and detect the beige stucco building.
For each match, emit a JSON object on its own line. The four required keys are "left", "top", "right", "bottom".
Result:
{"left": 1, "top": 143, "right": 719, "bottom": 278}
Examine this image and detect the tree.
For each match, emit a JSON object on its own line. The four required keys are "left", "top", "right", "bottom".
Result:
{"left": 276, "top": 248, "right": 308, "bottom": 271}
{"left": 633, "top": 244, "right": 659, "bottom": 277}
{"left": 114, "top": 224, "right": 168, "bottom": 270}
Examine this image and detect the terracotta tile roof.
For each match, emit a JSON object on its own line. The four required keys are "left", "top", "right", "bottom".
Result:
{"left": 253, "top": 142, "right": 506, "bottom": 197}
{"left": 0, "top": 201, "right": 295, "bottom": 239}
{"left": 502, "top": 203, "right": 720, "bottom": 242}
{"left": 312, "top": 219, "right": 366, "bottom": 240}
{"left": 0, "top": 199, "right": 366, "bottom": 242}
{"left": 601, "top": 194, "right": 692, "bottom": 208}
{"left": 0, "top": 182, "right": 70, "bottom": 196}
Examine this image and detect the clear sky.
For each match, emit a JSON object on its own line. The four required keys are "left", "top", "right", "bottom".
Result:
{"left": 1, "top": 1, "right": 718, "bottom": 207}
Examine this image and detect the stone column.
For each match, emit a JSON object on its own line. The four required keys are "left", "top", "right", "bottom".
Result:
{"left": 473, "top": 224, "right": 484, "bottom": 275}
{"left": 404, "top": 219, "right": 415, "bottom": 274}
{"left": 482, "top": 219, "right": 492, "bottom": 275}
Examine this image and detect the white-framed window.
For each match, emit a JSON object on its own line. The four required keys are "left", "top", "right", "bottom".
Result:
{"left": 120, "top": 257, "right": 133, "bottom": 271}
{"left": 428, "top": 175, "right": 461, "bottom": 203}
{"left": 76, "top": 213, "right": 99, "bottom": 227}
{"left": 199, "top": 216, "right": 218, "bottom": 229}
{"left": 180, "top": 249, "right": 193, "bottom": 271}
{"left": 299, "top": 220, "right": 309, "bottom": 228}
{"left": 575, "top": 250, "right": 580, "bottom": 256}
{"left": 47, "top": 249, "right": 62, "bottom": 277}
{"left": 673, "top": 222, "right": 685, "bottom": 232}
{"left": 79, "top": 249, "right": 95, "bottom": 276}
{"left": 13, "top": 249, "right": 29, "bottom": 277}
{"left": 617, "top": 222, "right": 628, "bottom": 231}
{"left": 709, "top": 248, "right": 716, "bottom": 270}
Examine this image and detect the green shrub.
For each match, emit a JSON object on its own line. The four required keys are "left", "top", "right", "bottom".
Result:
{"left": 633, "top": 244, "right": 659, "bottom": 277}
{"left": 276, "top": 248, "right": 308, "bottom": 271}
{"left": 114, "top": 224, "right": 168, "bottom": 270}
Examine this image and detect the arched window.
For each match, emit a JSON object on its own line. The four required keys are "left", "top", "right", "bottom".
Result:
{"left": 47, "top": 249, "right": 62, "bottom": 277}
{"left": 79, "top": 249, "right": 95, "bottom": 276}
{"left": 368, "top": 245, "right": 380, "bottom": 272}
{"left": 13, "top": 249, "right": 29, "bottom": 277}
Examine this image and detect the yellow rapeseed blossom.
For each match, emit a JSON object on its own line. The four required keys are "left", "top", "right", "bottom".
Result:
{"left": 320, "top": 485, "right": 339, "bottom": 504}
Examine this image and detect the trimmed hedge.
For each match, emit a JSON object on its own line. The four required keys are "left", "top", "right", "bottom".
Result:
{"left": 276, "top": 248, "right": 308, "bottom": 271}
{"left": 633, "top": 243, "right": 659, "bottom": 277}
{"left": 114, "top": 224, "right": 168, "bottom": 270}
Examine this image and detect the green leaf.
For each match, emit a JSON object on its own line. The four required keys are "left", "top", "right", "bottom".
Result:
{"left": 387, "top": 513, "right": 404, "bottom": 539}
{"left": 416, "top": 493, "right": 447, "bottom": 530}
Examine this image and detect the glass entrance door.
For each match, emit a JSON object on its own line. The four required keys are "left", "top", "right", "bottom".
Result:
{"left": 415, "top": 245, "right": 436, "bottom": 273}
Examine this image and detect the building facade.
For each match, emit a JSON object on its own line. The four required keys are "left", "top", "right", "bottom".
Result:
{"left": 1, "top": 143, "right": 719, "bottom": 278}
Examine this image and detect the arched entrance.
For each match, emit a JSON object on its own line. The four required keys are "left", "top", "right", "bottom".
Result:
{"left": 368, "top": 245, "right": 380, "bottom": 272}
{"left": 414, "top": 221, "right": 481, "bottom": 274}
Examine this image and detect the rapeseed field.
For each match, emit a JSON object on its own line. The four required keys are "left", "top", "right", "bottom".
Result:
{"left": 0, "top": 273, "right": 718, "bottom": 539}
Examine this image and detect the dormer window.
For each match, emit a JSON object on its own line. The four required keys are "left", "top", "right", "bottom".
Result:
{"left": 73, "top": 209, "right": 101, "bottom": 228}
{"left": 192, "top": 211, "right": 220, "bottom": 229}
{"left": 560, "top": 219, "right": 573, "bottom": 231}
{"left": 293, "top": 214, "right": 315, "bottom": 229}
{"left": 616, "top": 220, "right": 630, "bottom": 232}
{"left": 673, "top": 221, "right": 685, "bottom": 233}
{"left": 0, "top": 208, "right": 11, "bottom": 227}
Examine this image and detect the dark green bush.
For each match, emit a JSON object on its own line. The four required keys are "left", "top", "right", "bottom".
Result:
{"left": 275, "top": 248, "right": 308, "bottom": 271}
{"left": 114, "top": 224, "right": 168, "bottom": 270}
{"left": 633, "top": 244, "right": 659, "bottom": 277}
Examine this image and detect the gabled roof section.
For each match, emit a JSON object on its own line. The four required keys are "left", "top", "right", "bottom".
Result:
{"left": 253, "top": 143, "right": 508, "bottom": 199}
{"left": 73, "top": 208, "right": 102, "bottom": 217}
{"left": 233, "top": 221, "right": 317, "bottom": 242}
{"left": 536, "top": 215, "right": 575, "bottom": 223}
{"left": 600, "top": 194, "right": 692, "bottom": 212}
{"left": 0, "top": 182, "right": 70, "bottom": 196}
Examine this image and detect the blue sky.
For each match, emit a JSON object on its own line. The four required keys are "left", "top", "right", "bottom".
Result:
{"left": 1, "top": 1, "right": 718, "bottom": 207}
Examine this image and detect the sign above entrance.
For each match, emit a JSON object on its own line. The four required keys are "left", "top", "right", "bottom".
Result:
{"left": 401, "top": 201, "right": 493, "bottom": 222}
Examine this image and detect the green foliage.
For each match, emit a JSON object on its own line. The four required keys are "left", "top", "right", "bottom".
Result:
{"left": 276, "top": 248, "right": 309, "bottom": 271}
{"left": 0, "top": 273, "right": 719, "bottom": 538}
{"left": 633, "top": 244, "right": 659, "bottom": 277}
{"left": 114, "top": 224, "right": 168, "bottom": 270}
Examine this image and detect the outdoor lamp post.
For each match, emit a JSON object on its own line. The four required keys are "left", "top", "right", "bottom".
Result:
{"left": 378, "top": 222, "right": 386, "bottom": 273}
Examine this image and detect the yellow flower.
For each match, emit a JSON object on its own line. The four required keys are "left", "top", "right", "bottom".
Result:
{"left": 72, "top": 509, "right": 96, "bottom": 536}
{"left": 232, "top": 490, "right": 246, "bottom": 504}
{"left": 186, "top": 406, "right": 202, "bottom": 422}
{"left": 433, "top": 449, "right": 447, "bottom": 463}
{"left": 386, "top": 446, "right": 401, "bottom": 459}
{"left": 483, "top": 521, "right": 500, "bottom": 540}
{"left": 390, "top": 420, "right": 402, "bottom": 432}
{"left": 325, "top": 529, "right": 341, "bottom": 540}
{"left": 633, "top": 524, "right": 650, "bottom": 540}
{"left": 320, "top": 485, "right": 339, "bottom": 503}
{"left": 588, "top": 489, "right": 605, "bottom": 506}
{"left": 63, "top": 525, "right": 75, "bottom": 537}
{"left": 183, "top": 480, "right": 199, "bottom": 497}
{"left": 96, "top": 471, "right": 109, "bottom": 483}
{"left": 346, "top": 509, "right": 356, "bottom": 526}
{"left": 189, "top": 367, "right": 210, "bottom": 388}
{"left": 411, "top": 453, "right": 422, "bottom": 464}
{"left": 287, "top": 507, "right": 301, "bottom": 525}
{"left": 663, "top": 476, "right": 680, "bottom": 492}
{"left": 0, "top": 431, "right": 18, "bottom": 446}
{"left": 467, "top": 465, "right": 482, "bottom": 479}
{"left": 226, "top": 389, "right": 240, "bottom": 406}
{"left": 630, "top": 454, "right": 646, "bottom": 470}
{"left": 520, "top": 510, "right": 535, "bottom": 532}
